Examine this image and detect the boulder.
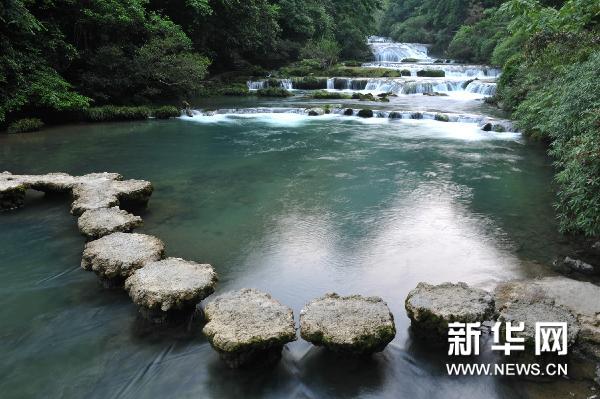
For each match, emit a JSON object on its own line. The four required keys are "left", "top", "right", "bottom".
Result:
{"left": 405, "top": 282, "right": 495, "bottom": 339}
{"left": 553, "top": 256, "right": 596, "bottom": 275}
{"left": 125, "top": 257, "right": 217, "bottom": 323}
{"left": 357, "top": 109, "right": 373, "bottom": 118}
{"left": 81, "top": 232, "right": 165, "bottom": 285}
{"left": 202, "top": 289, "right": 296, "bottom": 368}
{"left": 77, "top": 207, "right": 143, "bottom": 239}
{"left": 300, "top": 293, "right": 396, "bottom": 354}
{"left": 0, "top": 174, "right": 26, "bottom": 210}
{"left": 343, "top": 108, "right": 354, "bottom": 116}
{"left": 307, "top": 108, "right": 325, "bottom": 116}
{"left": 495, "top": 277, "right": 600, "bottom": 358}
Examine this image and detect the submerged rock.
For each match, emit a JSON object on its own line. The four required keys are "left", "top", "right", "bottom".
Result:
{"left": 495, "top": 277, "right": 599, "bottom": 358}
{"left": 405, "top": 282, "right": 495, "bottom": 339}
{"left": 81, "top": 232, "right": 165, "bottom": 284}
{"left": 300, "top": 293, "right": 396, "bottom": 354}
{"left": 553, "top": 256, "right": 596, "bottom": 275}
{"left": 203, "top": 289, "right": 296, "bottom": 368}
{"left": 125, "top": 257, "right": 217, "bottom": 323}
{"left": 307, "top": 108, "right": 325, "bottom": 116}
{"left": 77, "top": 207, "right": 143, "bottom": 239}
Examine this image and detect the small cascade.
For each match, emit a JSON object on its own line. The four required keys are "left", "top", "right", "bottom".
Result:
{"left": 333, "top": 78, "right": 369, "bottom": 90}
{"left": 368, "top": 36, "right": 430, "bottom": 62}
{"left": 280, "top": 79, "right": 293, "bottom": 90}
{"left": 247, "top": 80, "right": 266, "bottom": 90}
{"left": 465, "top": 81, "right": 497, "bottom": 96}
{"left": 247, "top": 79, "right": 294, "bottom": 90}
{"left": 327, "top": 78, "right": 335, "bottom": 90}
{"left": 361, "top": 62, "right": 501, "bottom": 78}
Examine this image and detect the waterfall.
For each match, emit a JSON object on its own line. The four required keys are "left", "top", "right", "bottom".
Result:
{"left": 465, "top": 81, "right": 497, "bottom": 96}
{"left": 361, "top": 62, "right": 501, "bottom": 78}
{"left": 247, "top": 79, "right": 294, "bottom": 90}
{"left": 247, "top": 80, "right": 266, "bottom": 90}
{"left": 368, "top": 36, "right": 430, "bottom": 62}
{"left": 327, "top": 78, "right": 335, "bottom": 90}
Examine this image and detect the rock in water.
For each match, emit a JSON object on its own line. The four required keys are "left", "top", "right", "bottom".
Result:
{"left": 125, "top": 258, "right": 217, "bottom": 323}
{"left": 77, "top": 207, "right": 143, "bottom": 239}
{"left": 300, "top": 293, "right": 396, "bottom": 354}
{"left": 0, "top": 175, "right": 26, "bottom": 210}
{"left": 81, "top": 232, "right": 165, "bottom": 285}
{"left": 405, "top": 282, "right": 495, "bottom": 339}
{"left": 202, "top": 289, "right": 296, "bottom": 368}
{"left": 495, "top": 277, "right": 598, "bottom": 357}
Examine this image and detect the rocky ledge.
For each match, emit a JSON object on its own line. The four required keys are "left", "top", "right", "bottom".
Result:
{"left": 125, "top": 257, "right": 218, "bottom": 323}
{"left": 202, "top": 288, "right": 296, "bottom": 368}
{"left": 300, "top": 293, "right": 396, "bottom": 354}
{"left": 405, "top": 282, "right": 495, "bottom": 339}
{"left": 495, "top": 277, "right": 600, "bottom": 359}
{"left": 81, "top": 232, "right": 165, "bottom": 285}
{"left": 77, "top": 207, "right": 143, "bottom": 239}
{"left": 0, "top": 171, "right": 152, "bottom": 215}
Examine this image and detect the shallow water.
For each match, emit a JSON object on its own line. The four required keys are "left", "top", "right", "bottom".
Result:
{"left": 0, "top": 112, "right": 592, "bottom": 398}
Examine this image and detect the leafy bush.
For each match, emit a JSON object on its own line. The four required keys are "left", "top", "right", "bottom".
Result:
{"left": 256, "top": 87, "right": 293, "bottom": 97}
{"left": 83, "top": 106, "right": 151, "bottom": 122}
{"left": 434, "top": 114, "right": 449, "bottom": 122}
{"left": 343, "top": 60, "right": 363, "bottom": 67}
{"left": 7, "top": 118, "right": 44, "bottom": 133}
{"left": 416, "top": 70, "right": 445, "bottom": 77}
{"left": 152, "top": 106, "right": 180, "bottom": 119}
{"left": 312, "top": 91, "right": 351, "bottom": 99}
{"left": 400, "top": 69, "right": 411, "bottom": 76}
{"left": 218, "top": 84, "right": 250, "bottom": 96}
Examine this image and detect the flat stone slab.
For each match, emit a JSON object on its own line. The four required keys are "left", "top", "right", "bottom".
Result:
{"left": 203, "top": 289, "right": 296, "bottom": 368}
{"left": 81, "top": 232, "right": 165, "bottom": 282}
{"left": 77, "top": 207, "right": 143, "bottom": 239}
{"left": 0, "top": 171, "right": 152, "bottom": 214}
{"left": 0, "top": 175, "right": 26, "bottom": 210}
{"left": 125, "top": 257, "right": 217, "bottom": 317}
{"left": 300, "top": 293, "right": 396, "bottom": 354}
{"left": 405, "top": 282, "right": 495, "bottom": 338}
{"left": 495, "top": 277, "right": 596, "bottom": 356}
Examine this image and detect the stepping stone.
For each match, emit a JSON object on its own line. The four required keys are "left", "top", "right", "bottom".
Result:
{"left": 0, "top": 172, "right": 153, "bottom": 214}
{"left": 77, "top": 207, "right": 143, "bottom": 239}
{"left": 70, "top": 173, "right": 153, "bottom": 215}
{"left": 81, "top": 232, "right": 165, "bottom": 286}
{"left": 300, "top": 293, "right": 396, "bottom": 354}
{"left": 0, "top": 174, "right": 26, "bottom": 210}
{"left": 203, "top": 289, "right": 296, "bottom": 368}
{"left": 125, "top": 258, "right": 218, "bottom": 323}
{"left": 405, "top": 282, "right": 495, "bottom": 340}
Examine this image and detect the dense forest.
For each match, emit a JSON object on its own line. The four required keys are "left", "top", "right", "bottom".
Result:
{"left": 1, "top": 0, "right": 599, "bottom": 237}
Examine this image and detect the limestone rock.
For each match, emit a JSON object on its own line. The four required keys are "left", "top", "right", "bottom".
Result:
{"left": 300, "top": 293, "right": 396, "bottom": 354}
{"left": 0, "top": 173, "right": 26, "bottom": 210}
{"left": 77, "top": 207, "right": 143, "bottom": 239}
{"left": 405, "top": 282, "right": 495, "bottom": 339}
{"left": 495, "top": 277, "right": 599, "bottom": 358}
{"left": 203, "top": 289, "right": 296, "bottom": 368}
{"left": 81, "top": 232, "right": 165, "bottom": 282}
{"left": 125, "top": 257, "right": 217, "bottom": 321}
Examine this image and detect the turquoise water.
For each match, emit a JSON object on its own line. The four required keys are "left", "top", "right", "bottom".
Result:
{"left": 0, "top": 112, "right": 590, "bottom": 398}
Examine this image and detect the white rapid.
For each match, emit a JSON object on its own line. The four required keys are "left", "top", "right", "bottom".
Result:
{"left": 368, "top": 36, "right": 431, "bottom": 62}
{"left": 247, "top": 79, "right": 293, "bottom": 90}
{"left": 362, "top": 62, "right": 501, "bottom": 78}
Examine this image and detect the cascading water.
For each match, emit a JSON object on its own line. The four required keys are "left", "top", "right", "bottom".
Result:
{"left": 368, "top": 36, "right": 431, "bottom": 62}
{"left": 247, "top": 79, "right": 294, "bottom": 90}
{"left": 465, "top": 81, "right": 497, "bottom": 96}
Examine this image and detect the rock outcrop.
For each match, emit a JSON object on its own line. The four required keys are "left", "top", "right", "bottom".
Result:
{"left": 405, "top": 282, "right": 495, "bottom": 339}
{"left": 125, "top": 257, "right": 217, "bottom": 323}
{"left": 202, "top": 289, "right": 296, "bottom": 368}
{"left": 81, "top": 232, "right": 165, "bottom": 285}
{"left": 495, "top": 277, "right": 600, "bottom": 358}
{"left": 77, "top": 207, "right": 143, "bottom": 239}
{"left": 300, "top": 293, "right": 396, "bottom": 354}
